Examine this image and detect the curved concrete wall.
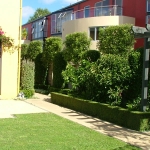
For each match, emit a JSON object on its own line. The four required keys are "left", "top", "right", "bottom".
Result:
{"left": 62, "top": 16, "right": 135, "bottom": 50}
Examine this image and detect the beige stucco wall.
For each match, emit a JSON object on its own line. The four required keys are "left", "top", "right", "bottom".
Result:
{"left": 62, "top": 16, "right": 135, "bottom": 50}
{"left": 0, "top": 0, "right": 20, "bottom": 98}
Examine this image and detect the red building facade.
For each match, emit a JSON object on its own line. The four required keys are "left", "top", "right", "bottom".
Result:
{"left": 22, "top": 0, "right": 148, "bottom": 49}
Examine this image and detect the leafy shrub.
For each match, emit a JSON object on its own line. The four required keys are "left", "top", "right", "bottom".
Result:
{"left": 35, "top": 53, "right": 48, "bottom": 85}
{"left": 82, "top": 50, "right": 100, "bottom": 62}
{"left": 63, "top": 32, "right": 91, "bottom": 65}
{"left": 20, "top": 60, "right": 35, "bottom": 97}
{"left": 27, "top": 40, "right": 42, "bottom": 60}
{"left": 42, "top": 37, "right": 62, "bottom": 67}
{"left": 21, "top": 89, "right": 35, "bottom": 98}
{"left": 53, "top": 52, "right": 67, "bottom": 88}
{"left": 21, "top": 44, "right": 28, "bottom": 60}
{"left": 97, "top": 24, "right": 135, "bottom": 55}
{"left": 62, "top": 55, "right": 131, "bottom": 105}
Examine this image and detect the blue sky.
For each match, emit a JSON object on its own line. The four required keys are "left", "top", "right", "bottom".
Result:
{"left": 22, "top": 0, "right": 82, "bottom": 24}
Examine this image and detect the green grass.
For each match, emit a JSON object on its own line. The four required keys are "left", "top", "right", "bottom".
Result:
{"left": 0, "top": 113, "right": 140, "bottom": 150}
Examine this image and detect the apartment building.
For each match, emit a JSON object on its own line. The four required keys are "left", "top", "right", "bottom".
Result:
{"left": 22, "top": 0, "right": 147, "bottom": 49}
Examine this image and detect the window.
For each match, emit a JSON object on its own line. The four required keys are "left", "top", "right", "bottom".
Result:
{"left": 51, "top": 11, "right": 73, "bottom": 34}
{"left": 84, "top": 6, "right": 90, "bottom": 18}
{"left": 147, "top": 0, "right": 150, "bottom": 12}
{"left": 95, "top": 0, "right": 110, "bottom": 16}
{"left": 89, "top": 27, "right": 100, "bottom": 41}
{"left": 147, "top": 15, "right": 150, "bottom": 24}
{"left": 112, "top": 0, "right": 123, "bottom": 15}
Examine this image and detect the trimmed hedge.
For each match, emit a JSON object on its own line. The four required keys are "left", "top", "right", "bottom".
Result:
{"left": 53, "top": 52, "right": 67, "bottom": 88}
{"left": 20, "top": 60, "right": 35, "bottom": 98}
{"left": 51, "top": 92, "right": 150, "bottom": 131}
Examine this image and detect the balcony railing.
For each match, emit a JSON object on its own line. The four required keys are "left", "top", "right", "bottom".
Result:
{"left": 72, "top": 5, "right": 123, "bottom": 20}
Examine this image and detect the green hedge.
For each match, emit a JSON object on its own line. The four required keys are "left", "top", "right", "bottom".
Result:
{"left": 51, "top": 92, "right": 150, "bottom": 131}
{"left": 20, "top": 60, "right": 35, "bottom": 98}
{"left": 53, "top": 52, "right": 67, "bottom": 88}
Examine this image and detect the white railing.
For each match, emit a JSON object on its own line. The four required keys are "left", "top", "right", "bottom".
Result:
{"left": 72, "top": 5, "right": 122, "bottom": 20}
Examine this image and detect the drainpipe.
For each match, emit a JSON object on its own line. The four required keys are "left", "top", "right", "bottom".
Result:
{"left": 17, "top": 0, "right": 22, "bottom": 94}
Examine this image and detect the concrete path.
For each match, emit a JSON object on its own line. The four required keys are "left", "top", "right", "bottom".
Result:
{"left": 25, "top": 93, "right": 150, "bottom": 150}
{"left": 0, "top": 93, "right": 149, "bottom": 149}
{"left": 0, "top": 99, "right": 47, "bottom": 118}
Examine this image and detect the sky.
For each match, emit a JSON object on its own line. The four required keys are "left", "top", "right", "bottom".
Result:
{"left": 22, "top": 0, "right": 82, "bottom": 24}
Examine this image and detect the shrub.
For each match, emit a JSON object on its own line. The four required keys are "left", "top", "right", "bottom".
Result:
{"left": 97, "top": 24, "right": 135, "bottom": 56}
{"left": 42, "top": 37, "right": 62, "bottom": 67}
{"left": 20, "top": 60, "right": 35, "bottom": 97}
{"left": 53, "top": 52, "right": 67, "bottom": 88}
{"left": 35, "top": 53, "right": 48, "bottom": 85}
{"left": 51, "top": 92, "right": 150, "bottom": 131}
{"left": 20, "top": 89, "right": 35, "bottom": 98}
{"left": 21, "top": 44, "right": 28, "bottom": 60}
{"left": 27, "top": 40, "right": 42, "bottom": 61}
{"left": 63, "top": 32, "right": 91, "bottom": 65}
{"left": 82, "top": 50, "right": 100, "bottom": 62}
{"left": 62, "top": 55, "right": 131, "bottom": 105}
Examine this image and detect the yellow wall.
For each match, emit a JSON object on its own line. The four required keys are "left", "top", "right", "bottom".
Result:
{"left": 62, "top": 16, "right": 135, "bottom": 50}
{"left": 0, "top": 0, "right": 21, "bottom": 98}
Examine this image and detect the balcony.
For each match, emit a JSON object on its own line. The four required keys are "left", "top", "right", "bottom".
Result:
{"left": 51, "top": 5, "right": 123, "bottom": 35}
{"left": 72, "top": 5, "right": 123, "bottom": 20}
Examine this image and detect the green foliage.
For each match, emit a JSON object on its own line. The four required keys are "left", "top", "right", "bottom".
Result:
{"left": 63, "top": 32, "right": 91, "bottom": 65}
{"left": 20, "top": 89, "right": 35, "bottom": 98}
{"left": 27, "top": 40, "right": 42, "bottom": 61}
{"left": 97, "top": 24, "right": 135, "bottom": 55}
{"left": 27, "top": 8, "right": 50, "bottom": 23}
{"left": 21, "top": 44, "right": 28, "bottom": 60}
{"left": 35, "top": 53, "right": 48, "bottom": 85}
{"left": 22, "top": 28, "right": 27, "bottom": 39}
{"left": 42, "top": 37, "right": 62, "bottom": 67}
{"left": 62, "top": 55, "right": 131, "bottom": 105}
{"left": 82, "top": 50, "right": 100, "bottom": 62}
{"left": 51, "top": 92, "right": 150, "bottom": 131}
{"left": 53, "top": 52, "right": 67, "bottom": 88}
{"left": 20, "top": 60, "right": 35, "bottom": 97}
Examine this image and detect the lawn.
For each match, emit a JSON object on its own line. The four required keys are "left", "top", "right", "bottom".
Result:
{"left": 0, "top": 113, "right": 140, "bottom": 150}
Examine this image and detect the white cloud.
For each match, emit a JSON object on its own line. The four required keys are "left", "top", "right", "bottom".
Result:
{"left": 39, "top": 0, "right": 56, "bottom": 4}
{"left": 22, "top": 6, "right": 35, "bottom": 18}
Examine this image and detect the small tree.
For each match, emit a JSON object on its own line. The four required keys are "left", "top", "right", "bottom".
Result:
{"left": 42, "top": 37, "right": 62, "bottom": 85}
{"left": 97, "top": 24, "right": 135, "bottom": 56}
{"left": 27, "top": 40, "right": 42, "bottom": 61}
{"left": 21, "top": 44, "right": 28, "bottom": 60}
{"left": 63, "top": 32, "right": 91, "bottom": 65}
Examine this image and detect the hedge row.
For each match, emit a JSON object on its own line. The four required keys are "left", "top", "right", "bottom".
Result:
{"left": 51, "top": 92, "right": 150, "bottom": 131}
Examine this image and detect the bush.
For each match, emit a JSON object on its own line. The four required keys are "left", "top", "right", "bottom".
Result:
{"left": 20, "top": 60, "right": 35, "bottom": 97}
{"left": 62, "top": 55, "right": 131, "bottom": 105}
{"left": 82, "top": 50, "right": 100, "bottom": 62}
{"left": 27, "top": 40, "right": 42, "bottom": 61}
{"left": 20, "top": 89, "right": 35, "bottom": 98}
{"left": 53, "top": 52, "right": 67, "bottom": 88}
{"left": 21, "top": 44, "right": 28, "bottom": 60}
{"left": 51, "top": 92, "right": 150, "bottom": 131}
{"left": 63, "top": 32, "right": 91, "bottom": 65}
{"left": 97, "top": 24, "right": 135, "bottom": 56}
{"left": 35, "top": 53, "right": 48, "bottom": 85}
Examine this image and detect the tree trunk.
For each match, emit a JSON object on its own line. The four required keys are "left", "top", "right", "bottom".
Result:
{"left": 48, "top": 62, "right": 53, "bottom": 86}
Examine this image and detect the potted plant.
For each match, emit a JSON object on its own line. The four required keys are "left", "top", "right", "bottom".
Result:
{"left": 22, "top": 28, "right": 27, "bottom": 40}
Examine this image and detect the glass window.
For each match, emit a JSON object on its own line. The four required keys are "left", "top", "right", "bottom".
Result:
{"left": 51, "top": 11, "right": 73, "bottom": 34}
{"left": 89, "top": 27, "right": 101, "bottom": 41}
{"left": 147, "top": 0, "right": 150, "bottom": 12}
{"left": 147, "top": 15, "right": 150, "bottom": 24}
{"left": 113, "top": 0, "right": 123, "bottom": 6}
{"left": 84, "top": 6, "right": 90, "bottom": 18}
{"left": 95, "top": 1, "right": 103, "bottom": 16}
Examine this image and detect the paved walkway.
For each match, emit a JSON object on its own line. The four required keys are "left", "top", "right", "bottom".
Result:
{"left": 0, "top": 93, "right": 150, "bottom": 149}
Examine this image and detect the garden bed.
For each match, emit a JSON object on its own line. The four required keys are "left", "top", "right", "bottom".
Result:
{"left": 51, "top": 92, "right": 150, "bottom": 131}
